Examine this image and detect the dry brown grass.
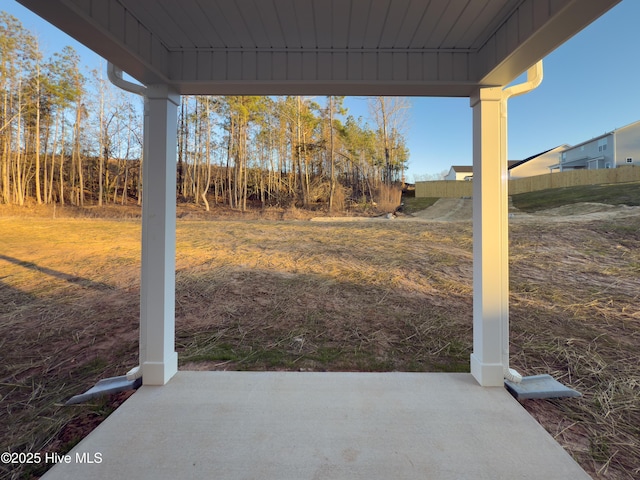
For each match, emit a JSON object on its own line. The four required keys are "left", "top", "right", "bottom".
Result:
{"left": 509, "top": 220, "right": 640, "bottom": 479}
{"left": 0, "top": 208, "right": 639, "bottom": 479}
{"left": 174, "top": 219, "right": 474, "bottom": 374}
{"left": 0, "top": 217, "right": 141, "bottom": 479}
{"left": 372, "top": 183, "right": 403, "bottom": 212}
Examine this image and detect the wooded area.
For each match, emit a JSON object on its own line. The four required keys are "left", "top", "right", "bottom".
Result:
{"left": 1, "top": 13, "right": 409, "bottom": 212}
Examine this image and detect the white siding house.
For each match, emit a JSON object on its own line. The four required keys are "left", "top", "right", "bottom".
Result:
{"left": 447, "top": 152, "right": 563, "bottom": 181}
{"left": 445, "top": 166, "right": 473, "bottom": 181}
{"left": 508, "top": 145, "right": 569, "bottom": 179}
{"left": 553, "top": 120, "right": 640, "bottom": 171}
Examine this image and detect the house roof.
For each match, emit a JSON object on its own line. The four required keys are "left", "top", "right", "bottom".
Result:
{"left": 17, "top": 0, "right": 621, "bottom": 96}
{"left": 508, "top": 145, "right": 565, "bottom": 170}
{"left": 451, "top": 166, "right": 473, "bottom": 173}
{"left": 564, "top": 119, "right": 640, "bottom": 152}
{"left": 450, "top": 150, "right": 566, "bottom": 175}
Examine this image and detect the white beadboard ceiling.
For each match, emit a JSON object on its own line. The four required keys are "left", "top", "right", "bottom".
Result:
{"left": 17, "top": 0, "right": 620, "bottom": 96}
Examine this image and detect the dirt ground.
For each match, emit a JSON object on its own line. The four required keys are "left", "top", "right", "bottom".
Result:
{"left": 412, "top": 197, "right": 640, "bottom": 223}
{"left": 1, "top": 200, "right": 639, "bottom": 479}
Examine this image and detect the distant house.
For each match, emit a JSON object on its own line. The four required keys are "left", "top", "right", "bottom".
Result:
{"left": 445, "top": 122, "right": 639, "bottom": 180}
{"left": 444, "top": 165, "right": 473, "bottom": 181}
{"left": 552, "top": 120, "right": 640, "bottom": 171}
{"left": 445, "top": 163, "right": 522, "bottom": 181}
{"left": 446, "top": 152, "right": 564, "bottom": 181}
{"left": 508, "top": 145, "right": 569, "bottom": 179}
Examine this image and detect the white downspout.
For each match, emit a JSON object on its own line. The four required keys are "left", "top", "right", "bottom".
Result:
{"left": 107, "top": 62, "right": 147, "bottom": 382}
{"left": 502, "top": 61, "right": 543, "bottom": 101}
{"left": 500, "top": 61, "right": 543, "bottom": 384}
{"left": 107, "top": 62, "right": 147, "bottom": 96}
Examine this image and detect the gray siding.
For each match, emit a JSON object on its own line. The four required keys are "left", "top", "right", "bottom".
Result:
{"left": 560, "top": 121, "right": 640, "bottom": 171}
{"left": 561, "top": 133, "right": 614, "bottom": 170}
{"left": 614, "top": 121, "right": 640, "bottom": 167}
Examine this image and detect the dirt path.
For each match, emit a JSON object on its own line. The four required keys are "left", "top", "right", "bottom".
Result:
{"left": 514, "top": 201, "right": 640, "bottom": 223}
{"left": 411, "top": 198, "right": 472, "bottom": 221}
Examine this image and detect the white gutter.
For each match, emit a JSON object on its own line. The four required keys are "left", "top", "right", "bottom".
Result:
{"left": 107, "top": 62, "right": 146, "bottom": 382}
{"left": 502, "top": 61, "right": 543, "bottom": 100}
{"left": 500, "top": 60, "right": 543, "bottom": 384}
{"left": 107, "top": 62, "right": 147, "bottom": 96}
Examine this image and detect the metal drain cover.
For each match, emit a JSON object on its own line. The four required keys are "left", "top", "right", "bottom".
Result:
{"left": 505, "top": 374, "right": 581, "bottom": 400}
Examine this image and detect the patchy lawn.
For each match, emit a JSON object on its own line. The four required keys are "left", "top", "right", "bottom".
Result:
{"left": 1, "top": 205, "right": 639, "bottom": 479}
{"left": 511, "top": 181, "right": 640, "bottom": 212}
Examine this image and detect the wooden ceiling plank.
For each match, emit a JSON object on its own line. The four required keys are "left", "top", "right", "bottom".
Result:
{"left": 347, "top": 0, "right": 370, "bottom": 48}
{"left": 155, "top": 0, "right": 199, "bottom": 48}
{"left": 214, "top": 0, "right": 257, "bottom": 48}
{"left": 409, "top": 0, "right": 448, "bottom": 48}
{"left": 388, "top": 0, "right": 430, "bottom": 48}
{"left": 273, "top": 0, "right": 304, "bottom": 48}
{"left": 252, "top": 0, "right": 287, "bottom": 49}
{"left": 377, "top": 0, "right": 412, "bottom": 48}
{"left": 313, "top": 0, "right": 333, "bottom": 49}
{"left": 443, "top": 0, "right": 490, "bottom": 49}
{"left": 362, "top": 0, "right": 392, "bottom": 48}
{"left": 332, "top": 0, "right": 351, "bottom": 49}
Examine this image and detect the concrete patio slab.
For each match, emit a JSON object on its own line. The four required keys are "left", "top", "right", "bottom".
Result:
{"left": 42, "top": 372, "right": 590, "bottom": 480}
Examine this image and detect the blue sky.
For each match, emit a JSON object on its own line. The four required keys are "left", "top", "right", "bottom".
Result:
{"left": 4, "top": 0, "right": 639, "bottom": 181}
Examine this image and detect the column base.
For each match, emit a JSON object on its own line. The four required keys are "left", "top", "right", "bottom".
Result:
{"left": 142, "top": 352, "right": 178, "bottom": 386}
{"left": 470, "top": 354, "right": 504, "bottom": 387}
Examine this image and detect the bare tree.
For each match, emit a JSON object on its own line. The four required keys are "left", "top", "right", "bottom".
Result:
{"left": 368, "top": 97, "right": 410, "bottom": 185}
{"left": 325, "top": 96, "right": 345, "bottom": 212}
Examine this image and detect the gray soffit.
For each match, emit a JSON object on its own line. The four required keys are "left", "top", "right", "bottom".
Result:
{"left": 17, "top": 0, "right": 620, "bottom": 96}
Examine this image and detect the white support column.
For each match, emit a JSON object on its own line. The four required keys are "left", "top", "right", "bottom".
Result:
{"left": 469, "top": 87, "right": 508, "bottom": 387}
{"left": 140, "top": 85, "right": 180, "bottom": 386}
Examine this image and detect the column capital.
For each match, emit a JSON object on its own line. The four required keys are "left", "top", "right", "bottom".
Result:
{"left": 146, "top": 84, "right": 181, "bottom": 106}
{"left": 470, "top": 86, "right": 503, "bottom": 108}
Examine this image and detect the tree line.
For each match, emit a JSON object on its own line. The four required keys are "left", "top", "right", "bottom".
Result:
{"left": 1, "top": 13, "right": 409, "bottom": 212}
